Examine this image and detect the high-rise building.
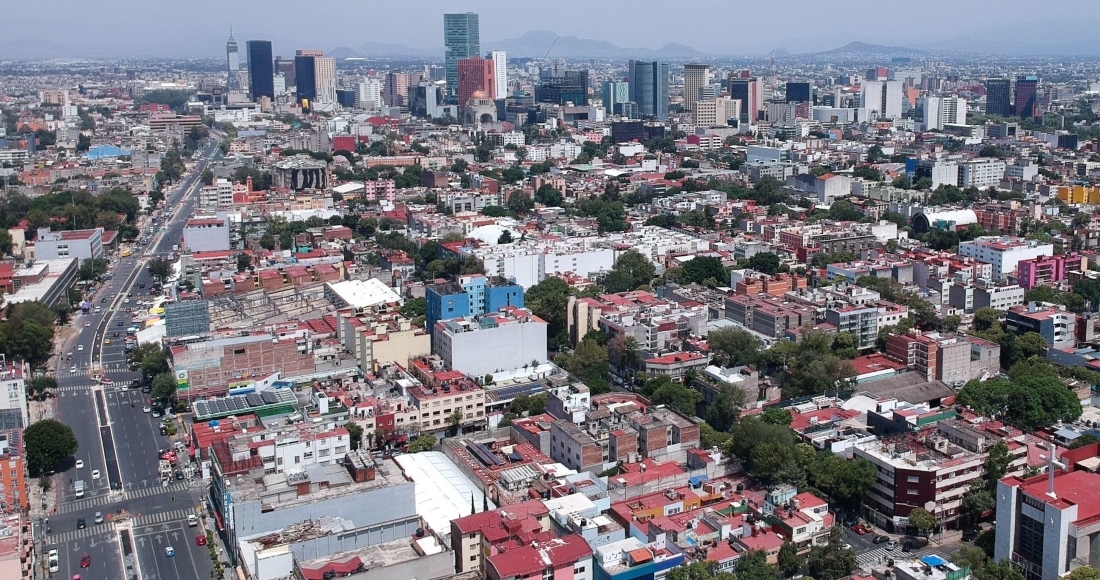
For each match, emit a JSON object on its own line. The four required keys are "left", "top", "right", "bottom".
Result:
{"left": 628, "top": 60, "right": 669, "bottom": 120}
{"left": 457, "top": 57, "right": 495, "bottom": 106}
{"left": 444, "top": 12, "right": 480, "bottom": 100}
{"left": 1014, "top": 75, "right": 1039, "bottom": 119}
{"left": 694, "top": 96, "right": 741, "bottom": 127}
{"left": 314, "top": 56, "right": 337, "bottom": 103}
{"left": 728, "top": 77, "right": 762, "bottom": 123}
{"left": 919, "top": 96, "right": 967, "bottom": 130}
{"left": 226, "top": 28, "right": 240, "bottom": 90}
{"left": 682, "top": 64, "right": 709, "bottom": 112}
{"left": 294, "top": 54, "right": 317, "bottom": 102}
{"left": 535, "top": 69, "right": 589, "bottom": 106}
{"left": 785, "top": 82, "right": 811, "bottom": 104}
{"left": 985, "top": 78, "right": 1012, "bottom": 116}
{"left": 490, "top": 50, "right": 508, "bottom": 98}
{"left": 602, "top": 80, "right": 630, "bottom": 116}
{"left": 861, "top": 80, "right": 903, "bottom": 118}
{"left": 384, "top": 71, "right": 418, "bottom": 107}
{"left": 275, "top": 57, "right": 295, "bottom": 88}
{"left": 356, "top": 78, "right": 383, "bottom": 109}
{"left": 246, "top": 40, "right": 274, "bottom": 101}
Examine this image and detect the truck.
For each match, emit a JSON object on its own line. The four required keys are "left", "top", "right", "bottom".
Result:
{"left": 74, "top": 480, "right": 85, "bottom": 498}
{"left": 158, "top": 459, "right": 173, "bottom": 479}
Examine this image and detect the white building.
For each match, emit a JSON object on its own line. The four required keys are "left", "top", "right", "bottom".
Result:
{"left": 958, "top": 237, "right": 1054, "bottom": 281}
{"left": 959, "top": 159, "right": 1007, "bottom": 188}
{"left": 694, "top": 96, "right": 740, "bottom": 127}
{"left": 434, "top": 308, "right": 548, "bottom": 377}
{"left": 861, "top": 80, "right": 903, "bottom": 119}
{"left": 0, "top": 362, "right": 29, "bottom": 428}
{"left": 32, "top": 228, "right": 103, "bottom": 265}
{"left": 199, "top": 178, "right": 235, "bottom": 209}
{"left": 356, "top": 78, "right": 383, "bottom": 109}
{"left": 490, "top": 51, "right": 508, "bottom": 98}
{"left": 919, "top": 96, "right": 967, "bottom": 131}
{"left": 181, "top": 216, "right": 231, "bottom": 253}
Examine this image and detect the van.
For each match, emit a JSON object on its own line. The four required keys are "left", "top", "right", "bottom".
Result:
{"left": 74, "top": 480, "right": 85, "bottom": 498}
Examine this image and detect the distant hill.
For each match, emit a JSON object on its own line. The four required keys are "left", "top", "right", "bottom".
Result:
{"left": 820, "top": 41, "right": 923, "bottom": 55}
{"left": 484, "top": 30, "right": 707, "bottom": 59}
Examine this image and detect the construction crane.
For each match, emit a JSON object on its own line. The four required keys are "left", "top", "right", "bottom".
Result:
{"left": 537, "top": 36, "right": 560, "bottom": 76}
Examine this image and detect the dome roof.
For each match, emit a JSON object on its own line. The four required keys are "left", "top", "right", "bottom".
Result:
{"left": 468, "top": 223, "right": 517, "bottom": 245}
{"left": 471, "top": 89, "right": 488, "bottom": 100}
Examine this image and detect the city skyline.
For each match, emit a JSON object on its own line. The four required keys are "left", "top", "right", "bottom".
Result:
{"left": 4, "top": 1, "right": 1100, "bottom": 59}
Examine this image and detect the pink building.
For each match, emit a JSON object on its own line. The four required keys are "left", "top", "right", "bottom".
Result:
{"left": 362, "top": 179, "right": 396, "bottom": 202}
{"left": 1016, "top": 253, "right": 1086, "bottom": 291}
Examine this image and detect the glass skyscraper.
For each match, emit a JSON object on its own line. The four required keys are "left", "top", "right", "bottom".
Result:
{"left": 226, "top": 28, "right": 240, "bottom": 90}
{"left": 444, "top": 13, "right": 480, "bottom": 101}
{"left": 246, "top": 40, "right": 274, "bottom": 101}
{"left": 628, "top": 60, "right": 669, "bottom": 120}
{"left": 985, "top": 78, "right": 1011, "bottom": 117}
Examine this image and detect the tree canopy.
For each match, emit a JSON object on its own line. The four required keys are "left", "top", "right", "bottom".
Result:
{"left": 25, "top": 419, "right": 78, "bottom": 476}
{"left": 603, "top": 250, "right": 656, "bottom": 293}
{"left": 958, "top": 374, "right": 1081, "bottom": 430}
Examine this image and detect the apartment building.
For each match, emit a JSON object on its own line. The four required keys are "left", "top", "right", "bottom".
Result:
{"left": 32, "top": 227, "right": 103, "bottom": 265}
{"left": 0, "top": 362, "right": 28, "bottom": 429}
{"left": 885, "top": 330, "right": 1001, "bottom": 386}
{"left": 1005, "top": 302, "right": 1077, "bottom": 349}
{"left": 825, "top": 304, "right": 879, "bottom": 350}
{"left": 407, "top": 357, "right": 486, "bottom": 432}
{"left": 433, "top": 307, "right": 548, "bottom": 377}
{"left": 725, "top": 294, "right": 816, "bottom": 339}
{"left": 1016, "top": 253, "right": 1087, "bottom": 291}
{"left": 958, "top": 236, "right": 1054, "bottom": 281}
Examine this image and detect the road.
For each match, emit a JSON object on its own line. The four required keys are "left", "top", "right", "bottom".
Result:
{"left": 41, "top": 142, "right": 219, "bottom": 580}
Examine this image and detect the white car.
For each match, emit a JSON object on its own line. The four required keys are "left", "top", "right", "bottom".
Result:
{"left": 70, "top": 366, "right": 77, "bottom": 372}
{"left": 142, "top": 406, "right": 151, "bottom": 413}
{"left": 77, "top": 344, "right": 85, "bottom": 351}
{"left": 91, "top": 470, "right": 101, "bottom": 480}
{"left": 48, "top": 549, "right": 59, "bottom": 572}
{"left": 75, "top": 459, "right": 84, "bottom": 469}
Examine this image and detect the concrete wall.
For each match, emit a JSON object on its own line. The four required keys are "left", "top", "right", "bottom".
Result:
{"left": 289, "top": 515, "right": 421, "bottom": 562}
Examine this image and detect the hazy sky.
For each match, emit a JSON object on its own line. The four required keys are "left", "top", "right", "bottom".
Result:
{"left": 6, "top": 0, "right": 1100, "bottom": 57}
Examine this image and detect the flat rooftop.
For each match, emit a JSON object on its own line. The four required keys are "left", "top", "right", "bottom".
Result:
{"left": 229, "top": 458, "right": 409, "bottom": 509}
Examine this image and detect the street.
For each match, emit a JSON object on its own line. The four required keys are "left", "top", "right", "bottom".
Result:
{"left": 38, "top": 142, "right": 220, "bottom": 580}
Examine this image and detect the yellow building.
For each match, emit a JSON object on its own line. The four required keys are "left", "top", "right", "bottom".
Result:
{"left": 1056, "top": 185, "right": 1100, "bottom": 205}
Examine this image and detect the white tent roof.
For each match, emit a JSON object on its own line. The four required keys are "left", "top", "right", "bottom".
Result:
{"left": 393, "top": 451, "right": 496, "bottom": 539}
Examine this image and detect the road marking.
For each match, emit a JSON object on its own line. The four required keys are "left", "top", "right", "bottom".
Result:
{"left": 45, "top": 525, "right": 117, "bottom": 546}
{"left": 856, "top": 547, "right": 942, "bottom": 567}
{"left": 131, "top": 508, "right": 196, "bottom": 527}
{"left": 56, "top": 482, "right": 192, "bottom": 513}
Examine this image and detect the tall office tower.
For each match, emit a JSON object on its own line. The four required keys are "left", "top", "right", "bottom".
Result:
{"left": 866, "top": 66, "right": 888, "bottom": 81}
{"left": 628, "top": 60, "right": 669, "bottom": 120}
{"left": 457, "top": 56, "right": 495, "bottom": 106}
{"left": 918, "top": 96, "right": 967, "bottom": 131}
{"left": 226, "top": 28, "right": 240, "bottom": 90}
{"left": 273, "top": 74, "right": 286, "bottom": 95}
{"left": 275, "top": 57, "right": 296, "bottom": 88}
{"left": 694, "top": 96, "right": 740, "bottom": 127}
{"left": 490, "top": 50, "right": 508, "bottom": 98}
{"left": 384, "top": 71, "right": 417, "bottom": 106}
{"left": 314, "top": 56, "right": 337, "bottom": 102}
{"left": 602, "top": 80, "right": 630, "bottom": 116}
{"left": 984, "top": 78, "right": 1011, "bottom": 116}
{"left": 785, "top": 82, "right": 811, "bottom": 104}
{"left": 861, "top": 80, "right": 903, "bottom": 118}
{"left": 246, "top": 40, "right": 274, "bottom": 101}
{"left": 682, "top": 64, "right": 709, "bottom": 112}
{"left": 1014, "top": 75, "right": 1039, "bottom": 119}
{"left": 444, "top": 12, "right": 480, "bottom": 100}
{"left": 728, "top": 77, "right": 762, "bottom": 123}
{"left": 294, "top": 54, "right": 317, "bottom": 101}
{"left": 356, "top": 78, "right": 383, "bottom": 109}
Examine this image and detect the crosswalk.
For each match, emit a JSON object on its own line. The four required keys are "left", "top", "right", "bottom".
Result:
{"left": 56, "top": 368, "right": 136, "bottom": 380}
{"left": 57, "top": 482, "right": 191, "bottom": 514}
{"left": 133, "top": 508, "right": 196, "bottom": 527}
{"left": 856, "top": 547, "right": 943, "bottom": 567}
{"left": 46, "top": 523, "right": 117, "bottom": 546}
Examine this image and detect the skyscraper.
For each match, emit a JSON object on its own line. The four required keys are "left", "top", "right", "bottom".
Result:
{"left": 294, "top": 54, "right": 317, "bottom": 102}
{"left": 602, "top": 80, "right": 630, "bottom": 116}
{"left": 682, "top": 64, "right": 709, "bottom": 112}
{"left": 785, "top": 82, "right": 811, "bottom": 104}
{"left": 444, "top": 13, "right": 480, "bottom": 101}
{"left": 490, "top": 50, "right": 508, "bottom": 98}
{"left": 246, "top": 40, "right": 274, "bottom": 101}
{"left": 457, "top": 56, "right": 495, "bottom": 106}
{"left": 314, "top": 56, "right": 337, "bottom": 103}
{"left": 860, "top": 80, "right": 903, "bottom": 118}
{"left": 728, "top": 77, "right": 762, "bottom": 123}
{"left": 1014, "top": 75, "right": 1039, "bottom": 119}
{"left": 628, "top": 60, "right": 669, "bottom": 120}
{"left": 984, "top": 78, "right": 1011, "bottom": 117}
{"left": 275, "top": 57, "right": 296, "bottom": 88}
{"left": 226, "top": 27, "right": 240, "bottom": 90}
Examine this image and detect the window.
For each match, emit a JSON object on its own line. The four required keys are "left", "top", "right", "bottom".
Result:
{"left": 470, "top": 555, "right": 478, "bottom": 561}
{"left": 907, "top": 489, "right": 919, "bottom": 495}
{"left": 907, "top": 475, "right": 920, "bottom": 483}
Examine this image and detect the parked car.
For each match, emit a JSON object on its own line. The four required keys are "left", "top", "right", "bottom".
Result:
{"left": 873, "top": 535, "right": 889, "bottom": 544}
{"left": 902, "top": 541, "right": 913, "bottom": 553}
{"left": 886, "top": 540, "right": 899, "bottom": 551}
{"left": 962, "top": 528, "right": 980, "bottom": 542}
{"left": 850, "top": 524, "right": 868, "bottom": 535}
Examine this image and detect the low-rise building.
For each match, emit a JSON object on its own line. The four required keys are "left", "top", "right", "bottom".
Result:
{"left": 31, "top": 227, "right": 103, "bottom": 264}
{"left": 434, "top": 307, "right": 548, "bottom": 378}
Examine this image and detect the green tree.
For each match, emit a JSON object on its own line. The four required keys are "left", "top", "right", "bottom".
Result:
{"left": 147, "top": 256, "right": 172, "bottom": 282}
{"left": 983, "top": 559, "right": 1025, "bottom": 580}
{"left": 808, "top": 454, "right": 878, "bottom": 510}
{"left": 1070, "top": 434, "right": 1100, "bottom": 449}
{"left": 236, "top": 252, "right": 252, "bottom": 272}
{"left": 777, "top": 541, "right": 803, "bottom": 578}
{"left": 525, "top": 277, "right": 571, "bottom": 343}
{"left": 150, "top": 372, "right": 178, "bottom": 403}
{"left": 892, "top": 174, "right": 912, "bottom": 189}
{"left": 1064, "top": 568, "right": 1100, "bottom": 580}
{"left": 27, "top": 376, "right": 57, "bottom": 402}
{"left": 908, "top": 507, "right": 937, "bottom": 536}
{"left": 534, "top": 184, "right": 563, "bottom": 207}
{"left": 507, "top": 190, "right": 535, "bottom": 214}
{"left": 973, "top": 308, "right": 1003, "bottom": 333}
{"left": 24, "top": 419, "right": 78, "bottom": 476}
{"left": 345, "top": 421, "right": 363, "bottom": 450}
{"left": 497, "top": 230, "right": 514, "bottom": 244}
{"left": 648, "top": 380, "right": 702, "bottom": 416}
{"left": 958, "top": 374, "right": 1081, "bottom": 430}
{"left": 407, "top": 434, "right": 436, "bottom": 453}
{"left": 677, "top": 256, "right": 726, "bottom": 285}
{"left": 140, "top": 346, "right": 170, "bottom": 382}
{"left": 706, "top": 384, "right": 747, "bottom": 431}
{"left": 807, "top": 527, "right": 856, "bottom": 580}
{"left": 556, "top": 338, "right": 611, "bottom": 394}
{"left": 760, "top": 407, "right": 793, "bottom": 426}
{"left": 747, "top": 252, "right": 782, "bottom": 275}
{"left": 736, "top": 549, "right": 781, "bottom": 580}
{"left": 258, "top": 233, "right": 276, "bottom": 250}
{"left": 708, "top": 326, "right": 763, "bottom": 367}
{"left": 604, "top": 250, "right": 656, "bottom": 293}
{"left": 950, "top": 546, "right": 989, "bottom": 580}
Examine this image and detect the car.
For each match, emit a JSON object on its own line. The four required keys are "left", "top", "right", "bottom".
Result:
{"left": 48, "top": 549, "right": 59, "bottom": 572}
{"left": 94, "top": 512, "right": 104, "bottom": 524}
{"left": 159, "top": 426, "right": 168, "bottom": 435}
{"left": 902, "top": 541, "right": 913, "bottom": 553}
{"left": 72, "top": 575, "right": 81, "bottom": 580}
{"left": 187, "top": 514, "right": 198, "bottom": 527}
{"left": 164, "top": 546, "right": 175, "bottom": 557}
{"left": 141, "top": 385, "right": 151, "bottom": 394}
{"left": 142, "top": 406, "right": 151, "bottom": 413}
{"left": 101, "top": 379, "right": 113, "bottom": 386}
{"left": 124, "top": 298, "right": 130, "bottom": 303}
{"left": 77, "top": 345, "right": 85, "bottom": 351}
{"left": 886, "top": 540, "right": 899, "bottom": 551}
{"left": 75, "top": 459, "right": 84, "bottom": 469}
{"left": 84, "top": 321, "right": 91, "bottom": 327}
{"left": 152, "top": 409, "right": 162, "bottom": 418}
{"left": 851, "top": 524, "right": 867, "bottom": 535}
{"left": 196, "top": 534, "right": 207, "bottom": 546}
{"left": 175, "top": 470, "right": 184, "bottom": 480}
{"left": 101, "top": 298, "right": 107, "bottom": 303}
{"left": 104, "top": 339, "right": 110, "bottom": 344}
{"left": 125, "top": 308, "right": 131, "bottom": 313}
{"left": 77, "top": 517, "right": 86, "bottom": 529}
{"left": 842, "top": 543, "right": 852, "bottom": 551}
{"left": 962, "top": 528, "right": 980, "bottom": 542}
{"left": 80, "top": 554, "right": 91, "bottom": 568}
{"left": 873, "top": 535, "right": 889, "bottom": 544}
{"left": 117, "top": 321, "right": 124, "bottom": 326}
{"left": 91, "top": 470, "right": 101, "bottom": 480}
{"left": 70, "top": 365, "right": 77, "bottom": 372}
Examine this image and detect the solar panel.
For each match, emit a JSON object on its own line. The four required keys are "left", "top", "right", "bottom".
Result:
{"left": 261, "top": 391, "right": 279, "bottom": 404}
{"left": 245, "top": 394, "right": 263, "bottom": 407}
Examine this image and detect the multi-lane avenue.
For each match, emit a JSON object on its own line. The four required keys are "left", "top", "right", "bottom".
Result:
{"left": 41, "top": 142, "right": 220, "bottom": 580}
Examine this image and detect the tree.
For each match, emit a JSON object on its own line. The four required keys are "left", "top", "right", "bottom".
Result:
{"left": 258, "top": 233, "right": 275, "bottom": 250}
{"left": 677, "top": 256, "right": 726, "bottom": 285}
{"left": 534, "top": 184, "right": 563, "bottom": 207}
{"left": 973, "top": 308, "right": 1003, "bottom": 333}
{"left": 150, "top": 372, "right": 177, "bottom": 403}
{"left": 407, "top": 434, "right": 436, "bottom": 453}
{"left": 451, "top": 158, "right": 469, "bottom": 173}
{"left": 556, "top": 338, "right": 612, "bottom": 394}
{"left": 747, "top": 252, "right": 782, "bottom": 275}
{"left": 345, "top": 421, "right": 364, "bottom": 450}
{"left": 983, "top": 560, "right": 1025, "bottom": 580}
{"left": 24, "top": 419, "right": 78, "bottom": 476}
{"left": 808, "top": 455, "right": 878, "bottom": 510}
{"left": 984, "top": 440, "right": 1012, "bottom": 484}
{"left": 1070, "top": 434, "right": 1100, "bottom": 449}
{"left": 497, "top": 230, "right": 514, "bottom": 244}
{"left": 706, "top": 384, "right": 747, "bottom": 431}
{"left": 507, "top": 190, "right": 535, "bottom": 214}
{"left": 1064, "top": 568, "right": 1100, "bottom": 580}
{"left": 908, "top": 507, "right": 937, "bottom": 536}
{"left": 0, "top": 230, "right": 11, "bottom": 257}
{"left": 139, "top": 346, "right": 170, "bottom": 382}
{"left": 707, "top": 326, "right": 763, "bottom": 367}
{"left": 236, "top": 252, "right": 252, "bottom": 272}
{"left": 951, "top": 546, "right": 990, "bottom": 580}
{"left": 604, "top": 250, "right": 656, "bottom": 293}
{"left": 1016, "top": 331, "right": 1048, "bottom": 359}
{"left": 648, "top": 380, "right": 702, "bottom": 416}
{"left": 26, "top": 376, "right": 56, "bottom": 402}
{"left": 807, "top": 527, "right": 856, "bottom": 580}
{"left": 777, "top": 541, "right": 803, "bottom": 578}
{"left": 736, "top": 549, "right": 781, "bottom": 580}
{"left": 760, "top": 407, "right": 793, "bottom": 426}
{"left": 958, "top": 374, "right": 1081, "bottom": 430}
{"left": 892, "top": 174, "right": 912, "bottom": 190}
{"left": 525, "top": 277, "right": 571, "bottom": 343}
{"left": 147, "top": 257, "right": 171, "bottom": 282}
